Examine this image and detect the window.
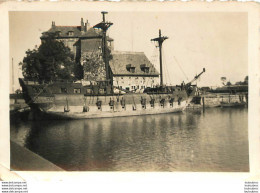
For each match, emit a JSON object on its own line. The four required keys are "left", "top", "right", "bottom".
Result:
{"left": 130, "top": 68, "right": 135, "bottom": 73}
{"left": 150, "top": 99, "right": 155, "bottom": 108}
{"left": 126, "top": 64, "right": 135, "bottom": 73}
{"left": 86, "top": 88, "right": 92, "bottom": 94}
{"left": 99, "top": 88, "right": 105, "bottom": 94}
{"left": 56, "top": 31, "right": 61, "bottom": 36}
{"left": 68, "top": 31, "right": 74, "bottom": 36}
{"left": 140, "top": 64, "right": 150, "bottom": 73}
{"left": 61, "top": 87, "right": 67, "bottom": 93}
{"left": 74, "top": 88, "right": 81, "bottom": 94}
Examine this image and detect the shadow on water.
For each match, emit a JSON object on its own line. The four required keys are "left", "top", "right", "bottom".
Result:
{"left": 10, "top": 108, "right": 249, "bottom": 171}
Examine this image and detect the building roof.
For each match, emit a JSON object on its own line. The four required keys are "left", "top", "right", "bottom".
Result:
{"left": 41, "top": 26, "right": 82, "bottom": 38}
{"left": 80, "top": 28, "right": 113, "bottom": 41}
{"left": 41, "top": 25, "right": 113, "bottom": 40}
{"left": 109, "top": 51, "right": 159, "bottom": 76}
{"left": 80, "top": 28, "right": 102, "bottom": 38}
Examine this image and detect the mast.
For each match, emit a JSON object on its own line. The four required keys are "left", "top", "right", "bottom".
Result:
{"left": 93, "top": 11, "right": 113, "bottom": 84}
{"left": 151, "top": 29, "right": 168, "bottom": 86}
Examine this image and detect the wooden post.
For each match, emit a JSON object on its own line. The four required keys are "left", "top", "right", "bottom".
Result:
{"left": 202, "top": 96, "right": 205, "bottom": 112}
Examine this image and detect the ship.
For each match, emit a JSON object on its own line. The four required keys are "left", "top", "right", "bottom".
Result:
{"left": 19, "top": 12, "right": 205, "bottom": 120}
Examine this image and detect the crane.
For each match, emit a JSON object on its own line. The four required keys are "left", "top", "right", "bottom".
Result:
{"left": 185, "top": 68, "right": 206, "bottom": 88}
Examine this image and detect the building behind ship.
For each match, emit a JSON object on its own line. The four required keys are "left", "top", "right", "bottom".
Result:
{"left": 40, "top": 18, "right": 159, "bottom": 91}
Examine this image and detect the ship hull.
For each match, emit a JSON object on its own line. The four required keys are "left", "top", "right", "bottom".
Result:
{"left": 43, "top": 104, "right": 186, "bottom": 120}
{"left": 43, "top": 100, "right": 188, "bottom": 119}
{"left": 19, "top": 79, "right": 195, "bottom": 120}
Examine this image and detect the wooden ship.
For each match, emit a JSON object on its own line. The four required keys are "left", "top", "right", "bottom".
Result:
{"left": 19, "top": 12, "right": 205, "bottom": 120}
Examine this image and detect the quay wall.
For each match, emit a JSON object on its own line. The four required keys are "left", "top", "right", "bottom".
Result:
{"left": 203, "top": 93, "right": 247, "bottom": 107}
{"left": 11, "top": 140, "right": 64, "bottom": 171}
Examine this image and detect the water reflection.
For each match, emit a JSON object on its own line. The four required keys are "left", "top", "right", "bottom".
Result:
{"left": 10, "top": 108, "right": 249, "bottom": 171}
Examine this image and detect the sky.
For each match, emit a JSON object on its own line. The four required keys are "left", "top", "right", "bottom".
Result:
{"left": 9, "top": 11, "right": 248, "bottom": 92}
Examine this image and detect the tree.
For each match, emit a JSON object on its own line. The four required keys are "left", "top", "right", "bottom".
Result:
{"left": 221, "top": 77, "right": 227, "bottom": 85}
{"left": 82, "top": 47, "right": 112, "bottom": 81}
{"left": 244, "top": 76, "right": 248, "bottom": 84}
{"left": 226, "top": 81, "right": 232, "bottom": 86}
{"left": 82, "top": 53, "right": 106, "bottom": 81}
{"left": 235, "top": 81, "right": 243, "bottom": 85}
{"left": 20, "top": 32, "right": 77, "bottom": 82}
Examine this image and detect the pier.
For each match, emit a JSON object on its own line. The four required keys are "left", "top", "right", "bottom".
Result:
{"left": 202, "top": 92, "right": 248, "bottom": 108}
{"left": 186, "top": 92, "right": 248, "bottom": 111}
{"left": 11, "top": 141, "right": 64, "bottom": 171}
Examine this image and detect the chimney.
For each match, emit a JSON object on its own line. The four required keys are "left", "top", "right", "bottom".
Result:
{"left": 52, "top": 21, "right": 55, "bottom": 27}
{"left": 85, "top": 20, "right": 88, "bottom": 32}
{"left": 85, "top": 20, "right": 89, "bottom": 32}
{"left": 81, "top": 18, "right": 84, "bottom": 31}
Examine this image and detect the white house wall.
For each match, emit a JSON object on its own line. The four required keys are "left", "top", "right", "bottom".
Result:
{"left": 113, "top": 76, "right": 160, "bottom": 91}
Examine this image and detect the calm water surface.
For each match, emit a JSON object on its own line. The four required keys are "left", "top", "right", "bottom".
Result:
{"left": 10, "top": 108, "right": 249, "bottom": 171}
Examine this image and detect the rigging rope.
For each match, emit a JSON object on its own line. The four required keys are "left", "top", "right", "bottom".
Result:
{"left": 173, "top": 56, "right": 189, "bottom": 82}
{"left": 149, "top": 44, "right": 160, "bottom": 87}
{"left": 162, "top": 48, "right": 172, "bottom": 85}
{"left": 150, "top": 43, "right": 159, "bottom": 71}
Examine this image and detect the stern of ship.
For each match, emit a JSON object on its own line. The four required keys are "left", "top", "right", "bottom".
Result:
{"left": 19, "top": 78, "right": 55, "bottom": 120}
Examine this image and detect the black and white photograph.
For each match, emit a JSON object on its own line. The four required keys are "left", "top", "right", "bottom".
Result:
{"left": 0, "top": 3, "right": 259, "bottom": 186}
{"left": 7, "top": 9, "right": 252, "bottom": 172}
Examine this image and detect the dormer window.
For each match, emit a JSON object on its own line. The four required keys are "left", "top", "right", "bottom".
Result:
{"left": 140, "top": 64, "right": 150, "bottom": 73}
{"left": 56, "top": 31, "right": 61, "bottom": 36}
{"left": 68, "top": 31, "right": 74, "bottom": 36}
{"left": 126, "top": 64, "right": 135, "bottom": 73}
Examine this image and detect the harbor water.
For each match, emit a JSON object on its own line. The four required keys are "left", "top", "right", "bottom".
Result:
{"left": 10, "top": 108, "right": 249, "bottom": 172}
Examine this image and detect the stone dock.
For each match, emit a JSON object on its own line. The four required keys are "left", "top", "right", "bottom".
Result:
{"left": 186, "top": 92, "right": 248, "bottom": 110}
{"left": 203, "top": 93, "right": 248, "bottom": 107}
